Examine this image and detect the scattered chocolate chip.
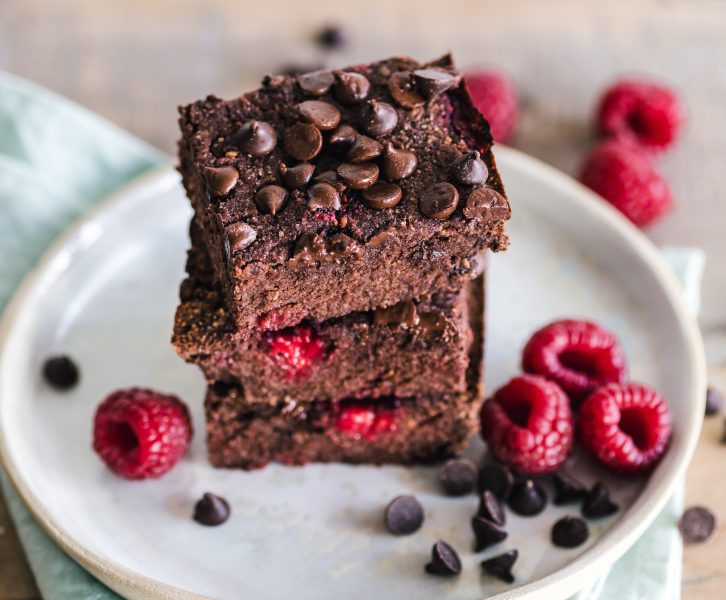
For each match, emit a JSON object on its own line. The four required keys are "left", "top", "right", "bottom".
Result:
{"left": 413, "top": 68, "right": 462, "bottom": 99}
{"left": 329, "top": 124, "right": 359, "bottom": 153}
{"left": 333, "top": 70, "right": 370, "bottom": 105}
{"left": 471, "top": 516, "right": 508, "bottom": 552}
{"left": 464, "top": 187, "right": 509, "bottom": 221}
{"left": 582, "top": 482, "right": 619, "bottom": 519}
{"left": 384, "top": 495, "right": 424, "bottom": 535}
{"left": 315, "top": 24, "right": 347, "bottom": 49}
{"left": 706, "top": 387, "right": 723, "bottom": 416}
{"left": 307, "top": 182, "right": 341, "bottom": 211}
{"left": 419, "top": 183, "right": 459, "bottom": 219}
{"left": 368, "top": 227, "right": 396, "bottom": 248}
{"left": 346, "top": 135, "right": 383, "bottom": 162}
{"left": 478, "top": 464, "right": 514, "bottom": 499}
{"left": 478, "top": 490, "right": 506, "bottom": 526}
{"left": 551, "top": 516, "right": 589, "bottom": 548}
{"left": 374, "top": 300, "right": 419, "bottom": 327}
{"left": 678, "top": 506, "right": 717, "bottom": 544}
{"left": 480, "top": 549, "right": 518, "bottom": 583}
{"left": 226, "top": 221, "right": 257, "bottom": 253}
{"left": 326, "top": 233, "right": 361, "bottom": 259}
{"left": 312, "top": 170, "right": 341, "bottom": 186}
{"left": 388, "top": 71, "right": 425, "bottom": 109}
{"left": 254, "top": 185, "right": 288, "bottom": 215}
{"left": 42, "top": 356, "right": 79, "bottom": 391}
{"left": 425, "top": 541, "right": 462, "bottom": 576}
{"left": 553, "top": 472, "right": 589, "bottom": 505}
{"left": 337, "top": 162, "right": 379, "bottom": 189}
{"left": 381, "top": 143, "right": 418, "bottom": 181}
{"left": 291, "top": 232, "right": 360, "bottom": 266}
{"left": 278, "top": 162, "right": 315, "bottom": 190}
{"left": 202, "top": 166, "right": 239, "bottom": 198}
{"left": 438, "top": 457, "right": 477, "bottom": 496}
{"left": 360, "top": 99, "right": 398, "bottom": 137}
{"left": 297, "top": 100, "right": 341, "bottom": 131}
{"left": 284, "top": 123, "right": 323, "bottom": 161}
{"left": 508, "top": 480, "right": 547, "bottom": 516}
{"left": 296, "top": 69, "right": 335, "bottom": 96}
{"left": 450, "top": 150, "right": 489, "bottom": 186}
{"left": 362, "top": 183, "right": 402, "bottom": 210}
{"left": 232, "top": 121, "right": 278, "bottom": 156}
{"left": 193, "top": 493, "right": 230, "bottom": 526}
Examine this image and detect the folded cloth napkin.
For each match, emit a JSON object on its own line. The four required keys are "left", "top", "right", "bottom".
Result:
{"left": 0, "top": 72, "right": 705, "bottom": 600}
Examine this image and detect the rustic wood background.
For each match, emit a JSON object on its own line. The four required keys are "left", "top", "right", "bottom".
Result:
{"left": 1, "top": 0, "right": 725, "bottom": 598}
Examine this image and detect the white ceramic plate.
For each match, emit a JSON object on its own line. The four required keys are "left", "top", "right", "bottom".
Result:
{"left": 0, "top": 148, "right": 705, "bottom": 600}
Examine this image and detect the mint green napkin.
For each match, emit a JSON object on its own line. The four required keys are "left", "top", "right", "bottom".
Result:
{"left": 0, "top": 72, "right": 701, "bottom": 600}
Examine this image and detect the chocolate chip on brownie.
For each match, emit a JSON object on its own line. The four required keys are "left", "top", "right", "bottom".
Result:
{"left": 381, "top": 143, "right": 418, "bottom": 181}
{"left": 362, "top": 183, "right": 402, "bottom": 209}
{"left": 329, "top": 124, "right": 359, "bottom": 153}
{"left": 284, "top": 123, "right": 323, "bottom": 161}
{"left": 384, "top": 495, "right": 424, "bottom": 535}
{"left": 231, "top": 121, "right": 277, "bottom": 156}
{"left": 278, "top": 162, "right": 315, "bottom": 190}
{"left": 333, "top": 70, "right": 370, "bottom": 104}
{"left": 296, "top": 70, "right": 335, "bottom": 96}
{"left": 346, "top": 135, "right": 383, "bottom": 162}
{"left": 226, "top": 222, "right": 257, "bottom": 253}
{"left": 297, "top": 100, "right": 341, "bottom": 131}
{"left": 450, "top": 151, "right": 488, "bottom": 186}
{"left": 307, "top": 183, "right": 341, "bottom": 211}
{"left": 254, "top": 185, "right": 288, "bottom": 215}
{"left": 360, "top": 99, "right": 398, "bottom": 136}
{"left": 203, "top": 166, "right": 239, "bottom": 198}
{"left": 420, "top": 183, "right": 459, "bottom": 219}
{"left": 336, "top": 162, "right": 379, "bottom": 189}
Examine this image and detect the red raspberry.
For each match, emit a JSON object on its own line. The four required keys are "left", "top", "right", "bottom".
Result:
{"left": 480, "top": 375, "right": 574, "bottom": 474}
{"left": 335, "top": 402, "right": 398, "bottom": 439}
{"left": 92, "top": 388, "right": 192, "bottom": 480}
{"left": 265, "top": 324, "right": 330, "bottom": 380}
{"left": 578, "top": 383, "right": 672, "bottom": 473}
{"left": 579, "top": 140, "right": 673, "bottom": 228}
{"left": 523, "top": 319, "right": 627, "bottom": 406}
{"left": 465, "top": 70, "right": 518, "bottom": 143}
{"left": 597, "top": 80, "right": 684, "bottom": 153}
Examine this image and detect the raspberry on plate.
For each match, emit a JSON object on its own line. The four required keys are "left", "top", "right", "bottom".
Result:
{"left": 523, "top": 319, "right": 627, "bottom": 405}
{"left": 480, "top": 375, "right": 574, "bottom": 474}
{"left": 597, "top": 79, "right": 684, "bottom": 153}
{"left": 579, "top": 140, "right": 673, "bottom": 228}
{"left": 464, "top": 70, "right": 518, "bottom": 143}
{"left": 578, "top": 383, "right": 672, "bottom": 473}
{"left": 93, "top": 388, "right": 192, "bottom": 480}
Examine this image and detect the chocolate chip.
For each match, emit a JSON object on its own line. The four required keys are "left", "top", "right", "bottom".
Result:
{"left": 471, "top": 516, "right": 508, "bottom": 552}
{"left": 278, "top": 162, "right": 314, "bottom": 190}
{"left": 315, "top": 25, "right": 347, "bottom": 49}
{"left": 254, "top": 185, "right": 288, "bottom": 215}
{"left": 232, "top": 121, "right": 278, "bottom": 156}
{"left": 464, "top": 187, "right": 509, "bottom": 221}
{"left": 307, "top": 182, "right": 341, "bottom": 211}
{"left": 297, "top": 100, "right": 341, "bottom": 131}
{"left": 388, "top": 71, "right": 425, "bottom": 108}
{"left": 419, "top": 183, "right": 459, "bottom": 219}
{"left": 413, "top": 68, "right": 462, "bottom": 98}
{"left": 368, "top": 227, "right": 396, "bottom": 248}
{"left": 362, "top": 183, "right": 402, "bottom": 209}
{"left": 678, "top": 506, "right": 717, "bottom": 544}
{"left": 296, "top": 69, "right": 335, "bottom": 96}
{"left": 477, "top": 490, "right": 506, "bottom": 525}
{"left": 381, "top": 143, "right": 418, "bottom": 180}
{"left": 425, "top": 541, "right": 461, "bottom": 576}
{"left": 284, "top": 123, "right": 323, "bottom": 161}
{"left": 291, "top": 232, "right": 360, "bottom": 266}
{"left": 226, "top": 221, "right": 257, "bottom": 253}
{"left": 333, "top": 70, "right": 370, "bottom": 104}
{"left": 438, "top": 457, "right": 477, "bottom": 496}
{"left": 42, "top": 356, "right": 79, "bottom": 391}
{"left": 312, "top": 170, "right": 342, "bottom": 186}
{"left": 193, "top": 493, "right": 230, "bottom": 526}
{"left": 706, "top": 387, "right": 723, "bottom": 416}
{"left": 326, "top": 233, "right": 361, "bottom": 259}
{"left": 384, "top": 495, "right": 424, "bottom": 535}
{"left": 346, "top": 135, "right": 383, "bottom": 162}
{"left": 480, "top": 549, "right": 518, "bottom": 583}
{"left": 450, "top": 150, "right": 489, "bottom": 186}
{"left": 337, "top": 162, "right": 379, "bottom": 189}
{"left": 326, "top": 125, "right": 355, "bottom": 153}
{"left": 508, "top": 480, "right": 547, "bottom": 516}
{"left": 553, "top": 472, "right": 588, "bottom": 505}
{"left": 374, "top": 300, "right": 419, "bottom": 327}
{"left": 582, "top": 482, "right": 619, "bottom": 519}
{"left": 203, "top": 166, "right": 239, "bottom": 198}
{"left": 360, "top": 99, "right": 398, "bottom": 137}
{"left": 551, "top": 516, "right": 589, "bottom": 548}
{"left": 477, "top": 464, "right": 514, "bottom": 499}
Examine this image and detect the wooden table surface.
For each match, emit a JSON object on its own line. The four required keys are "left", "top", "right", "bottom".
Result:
{"left": 1, "top": 0, "right": 726, "bottom": 598}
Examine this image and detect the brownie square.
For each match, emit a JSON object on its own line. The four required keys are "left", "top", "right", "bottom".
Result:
{"left": 178, "top": 53, "right": 509, "bottom": 336}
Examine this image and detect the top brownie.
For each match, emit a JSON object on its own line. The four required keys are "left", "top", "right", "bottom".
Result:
{"left": 178, "top": 54, "right": 510, "bottom": 335}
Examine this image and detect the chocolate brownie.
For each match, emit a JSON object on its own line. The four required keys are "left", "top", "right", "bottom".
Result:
{"left": 178, "top": 53, "right": 509, "bottom": 335}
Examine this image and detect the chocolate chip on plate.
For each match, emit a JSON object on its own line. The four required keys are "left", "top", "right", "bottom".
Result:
{"left": 706, "top": 387, "right": 723, "bottom": 416}
{"left": 307, "top": 182, "right": 341, "bottom": 211}
{"left": 678, "top": 506, "right": 717, "bottom": 544}
{"left": 360, "top": 99, "right": 398, "bottom": 137}
{"left": 420, "top": 182, "right": 459, "bottom": 219}
{"left": 333, "top": 70, "right": 370, "bottom": 104}
{"left": 278, "top": 162, "right": 315, "bottom": 190}
{"left": 203, "top": 166, "right": 239, "bottom": 198}
{"left": 254, "top": 185, "right": 288, "bottom": 215}
{"left": 472, "top": 516, "right": 508, "bottom": 552}
{"left": 284, "top": 123, "right": 323, "bottom": 161}
{"left": 315, "top": 24, "right": 347, "bottom": 49}
{"left": 413, "top": 68, "right": 461, "bottom": 99}
{"left": 551, "top": 516, "right": 589, "bottom": 548}
{"left": 381, "top": 143, "right": 418, "bottom": 181}
{"left": 582, "top": 482, "right": 619, "bottom": 519}
{"left": 552, "top": 472, "right": 588, "bottom": 505}
{"left": 384, "top": 495, "right": 424, "bottom": 535}
{"left": 464, "top": 187, "right": 509, "bottom": 221}
{"left": 450, "top": 151, "right": 489, "bottom": 186}
{"left": 478, "top": 490, "right": 506, "bottom": 525}
{"left": 193, "top": 492, "right": 230, "bottom": 526}
{"left": 346, "top": 135, "right": 383, "bottom": 162}
{"left": 425, "top": 540, "right": 462, "bottom": 576}
{"left": 388, "top": 71, "right": 425, "bottom": 109}
{"left": 225, "top": 221, "right": 257, "bottom": 253}
{"left": 362, "top": 183, "right": 402, "bottom": 210}
{"left": 329, "top": 124, "right": 359, "bottom": 153}
{"left": 42, "top": 355, "right": 80, "bottom": 391}
{"left": 478, "top": 464, "right": 514, "bottom": 499}
{"left": 481, "top": 549, "right": 518, "bottom": 583}
{"left": 232, "top": 121, "right": 278, "bottom": 156}
{"left": 508, "top": 479, "right": 547, "bottom": 516}
{"left": 438, "top": 457, "right": 477, "bottom": 496}
{"left": 336, "top": 162, "right": 379, "bottom": 189}
{"left": 297, "top": 100, "right": 341, "bottom": 131}
{"left": 296, "top": 70, "right": 335, "bottom": 96}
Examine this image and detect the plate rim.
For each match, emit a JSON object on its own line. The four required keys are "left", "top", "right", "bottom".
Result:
{"left": 0, "top": 148, "right": 706, "bottom": 600}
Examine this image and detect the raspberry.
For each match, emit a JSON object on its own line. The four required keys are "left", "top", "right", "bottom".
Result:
{"left": 579, "top": 140, "right": 672, "bottom": 228}
{"left": 597, "top": 80, "right": 684, "bottom": 153}
{"left": 523, "top": 319, "right": 627, "bottom": 406}
{"left": 335, "top": 402, "right": 398, "bottom": 439}
{"left": 480, "top": 375, "right": 573, "bottom": 474}
{"left": 578, "top": 383, "right": 672, "bottom": 473}
{"left": 92, "top": 388, "right": 192, "bottom": 480}
{"left": 264, "top": 324, "right": 330, "bottom": 380}
{"left": 465, "top": 70, "right": 518, "bottom": 143}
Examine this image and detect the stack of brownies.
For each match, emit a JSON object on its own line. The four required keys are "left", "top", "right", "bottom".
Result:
{"left": 173, "top": 54, "right": 511, "bottom": 469}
